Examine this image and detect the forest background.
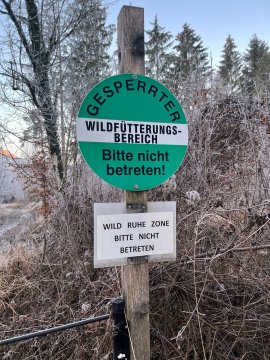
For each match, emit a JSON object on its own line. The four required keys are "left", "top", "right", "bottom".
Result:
{"left": 0, "top": 0, "right": 270, "bottom": 359}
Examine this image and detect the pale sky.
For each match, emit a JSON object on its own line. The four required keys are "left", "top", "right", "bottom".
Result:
{"left": 106, "top": 0, "right": 270, "bottom": 67}
{"left": 1, "top": 0, "right": 270, "bottom": 155}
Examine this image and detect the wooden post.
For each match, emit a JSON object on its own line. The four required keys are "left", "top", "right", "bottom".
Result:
{"left": 118, "top": 6, "right": 150, "bottom": 360}
{"left": 118, "top": 6, "right": 145, "bottom": 74}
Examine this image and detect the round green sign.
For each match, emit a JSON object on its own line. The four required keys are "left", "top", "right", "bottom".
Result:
{"left": 77, "top": 74, "right": 188, "bottom": 191}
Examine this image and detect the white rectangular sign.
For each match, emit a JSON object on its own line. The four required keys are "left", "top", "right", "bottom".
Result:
{"left": 94, "top": 202, "right": 176, "bottom": 268}
{"left": 77, "top": 118, "right": 188, "bottom": 145}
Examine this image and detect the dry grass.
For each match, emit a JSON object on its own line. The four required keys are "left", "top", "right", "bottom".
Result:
{"left": 0, "top": 190, "right": 118, "bottom": 359}
{"left": 0, "top": 93, "right": 270, "bottom": 359}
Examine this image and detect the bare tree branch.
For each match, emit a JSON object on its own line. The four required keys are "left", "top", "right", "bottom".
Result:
{"left": 1, "top": 0, "right": 34, "bottom": 65}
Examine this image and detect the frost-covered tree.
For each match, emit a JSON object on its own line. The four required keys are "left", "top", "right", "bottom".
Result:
{"left": 0, "top": 0, "right": 113, "bottom": 181}
{"left": 65, "top": 0, "right": 114, "bottom": 95}
{"left": 243, "top": 34, "right": 270, "bottom": 95}
{"left": 218, "top": 35, "right": 242, "bottom": 91}
{"left": 0, "top": 0, "right": 68, "bottom": 179}
{"left": 145, "top": 15, "right": 173, "bottom": 83}
{"left": 171, "top": 23, "right": 209, "bottom": 89}
{"left": 56, "top": 0, "right": 114, "bottom": 168}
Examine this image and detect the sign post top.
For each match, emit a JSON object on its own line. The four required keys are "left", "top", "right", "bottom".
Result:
{"left": 77, "top": 74, "right": 188, "bottom": 191}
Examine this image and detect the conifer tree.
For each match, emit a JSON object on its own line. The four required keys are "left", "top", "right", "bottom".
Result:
{"left": 171, "top": 23, "right": 209, "bottom": 87}
{"left": 218, "top": 35, "right": 242, "bottom": 91}
{"left": 243, "top": 34, "right": 270, "bottom": 94}
{"left": 145, "top": 15, "right": 173, "bottom": 82}
{"left": 66, "top": 0, "right": 114, "bottom": 96}
{"left": 61, "top": 0, "right": 114, "bottom": 167}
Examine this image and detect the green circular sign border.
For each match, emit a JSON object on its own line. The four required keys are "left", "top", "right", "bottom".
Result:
{"left": 77, "top": 74, "right": 188, "bottom": 191}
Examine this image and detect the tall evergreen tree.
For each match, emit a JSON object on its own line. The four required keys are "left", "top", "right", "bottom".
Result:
{"left": 218, "top": 35, "right": 242, "bottom": 91}
{"left": 61, "top": 0, "right": 114, "bottom": 167}
{"left": 243, "top": 34, "right": 270, "bottom": 94}
{"left": 145, "top": 15, "right": 173, "bottom": 82}
{"left": 65, "top": 0, "right": 114, "bottom": 95}
{"left": 171, "top": 23, "right": 209, "bottom": 85}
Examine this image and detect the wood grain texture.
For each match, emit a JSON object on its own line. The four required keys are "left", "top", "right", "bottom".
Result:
{"left": 117, "top": 6, "right": 145, "bottom": 75}
{"left": 122, "top": 260, "right": 150, "bottom": 360}
{"left": 118, "top": 6, "right": 150, "bottom": 359}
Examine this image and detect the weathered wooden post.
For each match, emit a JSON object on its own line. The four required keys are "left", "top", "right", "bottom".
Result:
{"left": 118, "top": 6, "right": 150, "bottom": 360}
{"left": 77, "top": 6, "right": 188, "bottom": 360}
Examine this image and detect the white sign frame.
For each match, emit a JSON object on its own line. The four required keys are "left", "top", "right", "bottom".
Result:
{"left": 94, "top": 201, "right": 176, "bottom": 268}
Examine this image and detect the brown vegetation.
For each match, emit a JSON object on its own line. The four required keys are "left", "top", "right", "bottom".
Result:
{"left": 0, "top": 92, "right": 270, "bottom": 359}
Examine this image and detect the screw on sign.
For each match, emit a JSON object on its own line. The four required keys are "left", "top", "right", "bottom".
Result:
{"left": 77, "top": 74, "right": 188, "bottom": 191}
